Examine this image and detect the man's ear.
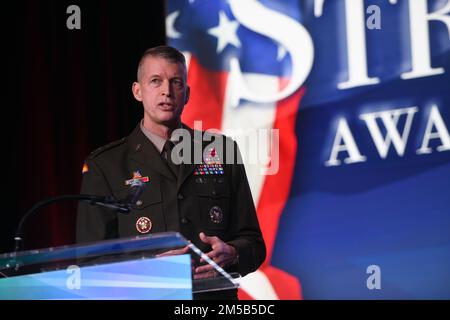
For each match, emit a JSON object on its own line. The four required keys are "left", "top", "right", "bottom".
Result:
{"left": 132, "top": 82, "right": 142, "bottom": 101}
{"left": 185, "top": 86, "right": 190, "bottom": 104}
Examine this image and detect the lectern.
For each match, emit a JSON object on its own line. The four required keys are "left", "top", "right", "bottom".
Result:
{"left": 0, "top": 232, "right": 239, "bottom": 300}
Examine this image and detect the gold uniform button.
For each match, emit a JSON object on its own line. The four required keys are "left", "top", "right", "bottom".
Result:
{"left": 136, "top": 200, "right": 143, "bottom": 206}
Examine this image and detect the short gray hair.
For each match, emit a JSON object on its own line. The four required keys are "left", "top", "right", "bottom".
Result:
{"left": 137, "top": 45, "right": 187, "bottom": 81}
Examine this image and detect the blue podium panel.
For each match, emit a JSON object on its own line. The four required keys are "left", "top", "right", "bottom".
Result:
{"left": 0, "top": 232, "right": 239, "bottom": 299}
{"left": 0, "top": 232, "right": 188, "bottom": 272}
{"left": 0, "top": 233, "right": 193, "bottom": 300}
{"left": 0, "top": 254, "right": 192, "bottom": 300}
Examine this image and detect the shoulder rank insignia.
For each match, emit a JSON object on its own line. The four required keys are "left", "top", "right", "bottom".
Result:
{"left": 125, "top": 170, "right": 149, "bottom": 186}
{"left": 88, "top": 137, "right": 127, "bottom": 159}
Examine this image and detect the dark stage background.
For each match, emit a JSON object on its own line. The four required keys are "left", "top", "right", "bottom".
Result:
{"left": 3, "top": 0, "right": 166, "bottom": 253}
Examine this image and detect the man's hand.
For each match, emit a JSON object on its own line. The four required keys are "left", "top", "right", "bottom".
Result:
{"left": 155, "top": 245, "right": 190, "bottom": 257}
{"left": 193, "top": 232, "right": 238, "bottom": 279}
{"left": 156, "top": 245, "right": 196, "bottom": 275}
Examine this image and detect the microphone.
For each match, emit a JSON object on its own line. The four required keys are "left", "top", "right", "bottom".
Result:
{"left": 123, "top": 179, "right": 146, "bottom": 209}
{"left": 88, "top": 180, "right": 146, "bottom": 214}
{"left": 92, "top": 179, "right": 146, "bottom": 214}
{"left": 12, "top": 182, "right": 146, "bottom": 254}
{"left": 13, "top": 194, "right": 129, "bottom": 253}
{"left": 90, "top": 196, "right": 130, "bottom": 214}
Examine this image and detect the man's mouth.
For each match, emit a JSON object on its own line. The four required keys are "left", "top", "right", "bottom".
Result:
{"left": 158, "top": 102, "right": 175, "bottom": 109}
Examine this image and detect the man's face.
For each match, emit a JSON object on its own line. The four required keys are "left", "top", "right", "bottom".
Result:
{"left": 132, "top": 56, "right": 190, "bottom": 128}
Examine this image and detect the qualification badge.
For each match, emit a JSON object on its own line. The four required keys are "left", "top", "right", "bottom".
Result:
{"left": 125, "top": 170, "right": 149, "bottom": 186}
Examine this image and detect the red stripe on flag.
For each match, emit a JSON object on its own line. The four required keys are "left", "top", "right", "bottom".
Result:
{"left": 182, "top": 55, "right": 228, "bottom": 130}
{"left": 256, "top": 85, "right": 305, "bottom": 264}
{"left": 262, "top": 265, "right": 303, "bottom": 299}
{"left": 238, "top": 85, "right": 305, "bottom": 300}
{"left": 237, "top": 265, "right": 303, "bottom": 300}
{"left": 183, "top": 57, "right": 305, "bottom": 299}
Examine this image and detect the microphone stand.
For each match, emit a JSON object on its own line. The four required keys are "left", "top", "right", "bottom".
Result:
{"left": 13, "top": 194, "right": 130, "bottom": 254}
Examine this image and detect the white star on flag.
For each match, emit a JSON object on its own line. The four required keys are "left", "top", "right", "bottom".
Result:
{"left": 207, "top": 11, "right": 241, "bottom": 53}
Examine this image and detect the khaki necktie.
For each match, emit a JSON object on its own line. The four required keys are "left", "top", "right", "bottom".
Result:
{"left": 163, "top": 140, "right": 179, "bottom": 177}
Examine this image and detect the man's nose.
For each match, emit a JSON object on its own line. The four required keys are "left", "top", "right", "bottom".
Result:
{"left": 161, "top": 80, "right": 172, "bottom": 96}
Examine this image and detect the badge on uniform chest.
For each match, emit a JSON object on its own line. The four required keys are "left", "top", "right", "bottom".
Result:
{"left": 136, "top": 216, "right": 152, "bottom": 233}
{"left": 125, "top": 170, "right": 149, "bottom": 185}
{"left": 209, "top": 206, "right": 223, "bottom": 224}
{"left": 194, "top": 147, "right": 224, "bottom": 175}
{"left": 193, "top": 163, "right": 224, "bottom": 175}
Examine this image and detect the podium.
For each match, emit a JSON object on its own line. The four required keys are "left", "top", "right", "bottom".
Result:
{"left": 0, "top": 232, "right": 240, "bottom": 300}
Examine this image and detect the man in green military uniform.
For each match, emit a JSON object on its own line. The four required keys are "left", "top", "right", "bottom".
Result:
{"left": 76, "top": 46, "right": 266, "bottom": 299}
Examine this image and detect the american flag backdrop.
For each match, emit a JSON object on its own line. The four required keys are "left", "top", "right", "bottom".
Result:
{"left": 166, "top": 0, "right": 450, "bottom": 299}
{"left": 166, "top": 0, "right": 307, "bottom": 299}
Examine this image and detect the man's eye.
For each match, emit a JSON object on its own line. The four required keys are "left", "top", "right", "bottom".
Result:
{"left": 172, "top": 80, "right": 184, "bottom": 88}
{"left": 150, "top": 78, "right": 161, "bottom": 85}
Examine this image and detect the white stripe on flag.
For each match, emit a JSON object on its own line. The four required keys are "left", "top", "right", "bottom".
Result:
{"left": 221, "top": 72, "right": 279, "bottom": 206}
{"left": 239, "top": 270, "right": 279, "bottom": 300}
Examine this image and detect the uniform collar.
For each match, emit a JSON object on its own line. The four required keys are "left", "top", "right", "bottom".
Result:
{"left": 139, "top": 119, "right": 167, "bottom": 154}
{"left": 128, "top": 122, "right": 200, "bottom": 186}
{"left": 128, "top": 124, "right": 175, "bottom": 181}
